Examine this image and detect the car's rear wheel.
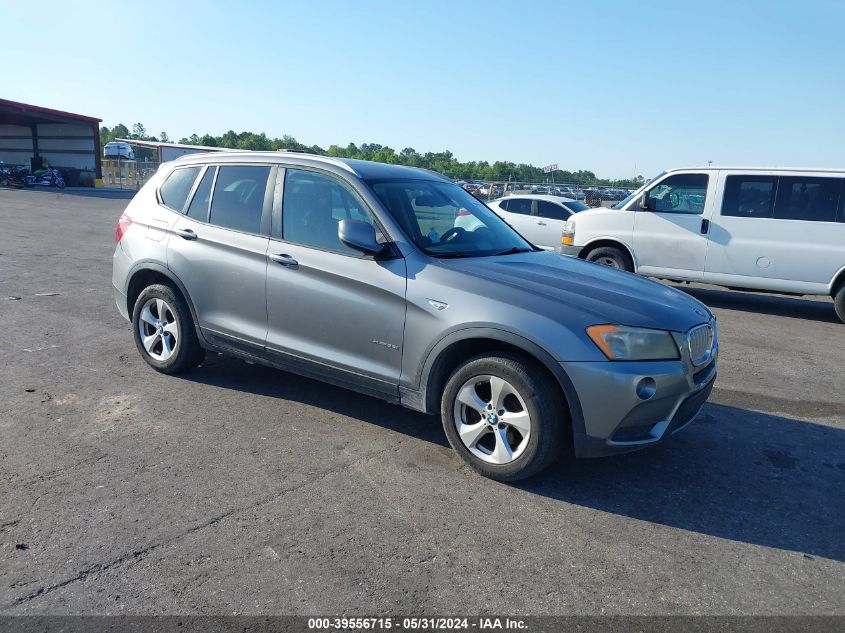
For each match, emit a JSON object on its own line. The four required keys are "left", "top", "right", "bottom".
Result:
{"left": 834, "top": 284, "right": 845, "bottom": 324}
{"left": 585, "top": 245, "right": 633, "bottom": 272}
{"left": 132, "top": 284, "right": 204, "bottom": 373}
{"left": 441, "top": 353, "right": 567, "bottom": 482}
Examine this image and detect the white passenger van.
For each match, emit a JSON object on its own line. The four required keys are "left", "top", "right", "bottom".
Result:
{"left": 558, "top": 167, "right": 845, "bottom": 322}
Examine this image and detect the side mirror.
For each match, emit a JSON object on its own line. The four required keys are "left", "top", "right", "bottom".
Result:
{"left": 338, "top": 219, "right": 384, "bottom": 255}
{"left": 638, "top": 193, "right": 650, "bottom": 210}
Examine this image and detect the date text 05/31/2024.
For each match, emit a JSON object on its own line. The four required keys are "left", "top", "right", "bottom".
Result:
{"left": 307, "top": 617, "right": 528, "bottom": 630}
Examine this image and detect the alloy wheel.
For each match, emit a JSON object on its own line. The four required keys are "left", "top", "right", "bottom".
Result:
{"left": 137, "top": 297, "right": 179, "bottom": 362}
{"left": 453, "top": 375, "right": 531, "bottom": 464}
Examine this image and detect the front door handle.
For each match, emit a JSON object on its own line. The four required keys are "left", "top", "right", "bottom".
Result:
{"left": 269, "top": 253, "right": 298, "bottom": 267}
{"left": 700, "top": 219, "right": 710, "bottom": 235}
{"left": 173, "top": 228, "right": 197, "bottom": 240}
{"left": 536, "top": 220, "right": 547, "bottom": 226}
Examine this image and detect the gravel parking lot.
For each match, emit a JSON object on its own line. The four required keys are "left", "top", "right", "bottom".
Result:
{"left": 1, "top": 188, "right": 843, "bottom": 615}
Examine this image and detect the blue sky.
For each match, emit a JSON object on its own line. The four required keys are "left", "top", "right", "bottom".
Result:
{"left": 2, "top": 0, "right": 843, "bottom": 178}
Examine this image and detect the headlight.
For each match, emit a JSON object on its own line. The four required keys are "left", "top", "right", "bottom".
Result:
{"left": 586, "top": 324, "right": 679, "bottom": 361}
{"left": 562, "top": 220, "right": 576, "bottom": 245}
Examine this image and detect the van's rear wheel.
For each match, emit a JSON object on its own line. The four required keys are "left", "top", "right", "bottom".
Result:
{"left": 585, "top": 246, "right": 633, "bottom": 272}
{"left": 834, "top": 284, "right": 845, "bottom": 324}
{"left": 441, "top": 353, "right": 567, "bottom": 482}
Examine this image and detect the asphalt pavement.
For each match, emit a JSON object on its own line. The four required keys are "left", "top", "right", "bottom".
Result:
{"left": 1, "top": 188, "right": 843, "bottom": 615}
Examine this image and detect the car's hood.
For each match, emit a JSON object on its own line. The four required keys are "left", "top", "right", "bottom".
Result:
{"left": 437, "top": 250, "right": 711, "bottom": 332}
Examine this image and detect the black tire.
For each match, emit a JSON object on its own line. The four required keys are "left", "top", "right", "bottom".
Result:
{"left": 585, "top": 245, "right": 633, "bottom": 272}
{"left": 440, "top": 352, "right": 568, "bottom": 482}
{"left": 131, "top": 283, "right": 204, "bottom": 374}
{"left": 834, "top": 284, "right": 845, "bottom": 324}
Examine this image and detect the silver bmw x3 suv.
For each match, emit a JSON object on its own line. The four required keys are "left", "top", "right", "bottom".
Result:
{"left": 113, "top": 152, "right": 717, "bottom": 481}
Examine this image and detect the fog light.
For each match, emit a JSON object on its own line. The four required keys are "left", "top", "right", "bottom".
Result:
{"left": 636, "top": 377, "right": 657, "bottom": 400}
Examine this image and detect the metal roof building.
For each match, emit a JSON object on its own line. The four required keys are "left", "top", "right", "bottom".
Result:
{"left": 0, "top": 98, "right": 102, "bottom": 181}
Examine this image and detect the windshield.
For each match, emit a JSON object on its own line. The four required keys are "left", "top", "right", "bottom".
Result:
{"left": 367, "top": 179, "right": 535, "bottom": 258}
{"left": 611, "top": 171, "right": 667, "bottom": 209}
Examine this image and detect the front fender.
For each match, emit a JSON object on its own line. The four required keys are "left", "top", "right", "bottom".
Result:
{"left": 399, "top": 326, "right": 587, "bottom": 443}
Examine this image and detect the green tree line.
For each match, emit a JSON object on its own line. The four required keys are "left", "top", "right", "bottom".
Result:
{"left": 100, "top": 123, "right": 645, "bottom": 188}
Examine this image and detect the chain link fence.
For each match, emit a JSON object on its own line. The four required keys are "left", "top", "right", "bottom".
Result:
{"left": 101, "top": 159, "right": 160, "bottom": 189}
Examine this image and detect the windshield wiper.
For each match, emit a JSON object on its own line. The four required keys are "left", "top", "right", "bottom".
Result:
{"left": 434, "top": 251, "right": 475, "bottom": 259}
{"left": 493, "top": 246, "right": 533, "bottom": 256}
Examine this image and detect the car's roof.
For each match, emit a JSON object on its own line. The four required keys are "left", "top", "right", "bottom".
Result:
{"left": 490, "top": 194, "right": 577, "bottom": 204}
{"left": 171, "top": 151, "right": 451, "bottom": 182}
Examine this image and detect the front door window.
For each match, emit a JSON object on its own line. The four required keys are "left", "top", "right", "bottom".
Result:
{"left": 646, "top": 174, "right": 709, "bottom": 214}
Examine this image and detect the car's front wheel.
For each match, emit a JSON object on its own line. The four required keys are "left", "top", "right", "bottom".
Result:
{"left": 132, "top": 284, "right": 204, "bottom": 373}
{"left": 441, "top": 353, "right": 567, "bottom": 482}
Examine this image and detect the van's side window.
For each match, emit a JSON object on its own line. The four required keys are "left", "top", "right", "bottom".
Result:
{"left": 159, "top": 167, "right": 201, "bottom": 212}
{"left": 646, "top": 174, "right": 708, "bottom": 214}
{"left": 208, "top": 165, "right": 271, "bottom": 234}
{"left": 721, "top": 176, "right": 777, "bottom": 219}
{"left": 773, "top": 176, "right": 840, "bottom": 223}
{"left": 840, "top": 180, "right": 845, "bottom": 223}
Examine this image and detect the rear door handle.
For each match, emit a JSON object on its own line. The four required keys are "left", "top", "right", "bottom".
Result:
{"left": 700, "top": 219, "right": 710, "bottom": 234}
{"left": 173, "top": 228, "right": 197, "bottom": 240}
{"left": 536, "top": 220, "right": 547, "bottom": 226}
{"left": 269, "top": 253, "right": 298, "bottom": 267}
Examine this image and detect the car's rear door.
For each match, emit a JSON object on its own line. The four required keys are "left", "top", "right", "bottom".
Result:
{"left": 497, "top": 197, "right": 537, "bottom": 242}
{"left": 705, "top": 171, "right": 845, "bottom": 292}
{"left": 167, "top": 163, "right": 273, "bottom": 349}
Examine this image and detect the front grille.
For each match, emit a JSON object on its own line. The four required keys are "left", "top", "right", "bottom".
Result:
{"left": 687, "top": 323, "right": 714, "bottom": 367}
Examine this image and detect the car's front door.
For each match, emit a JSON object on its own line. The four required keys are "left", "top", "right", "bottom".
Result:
{"left": 264, "top": 167, "right": 407, "bottom": 396}
{"left": 632, "top": 172, "right": 714, "bottom": 280}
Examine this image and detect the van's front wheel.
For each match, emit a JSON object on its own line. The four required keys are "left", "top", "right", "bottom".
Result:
{"left": 585, "top": 246, "right": 633, "bottom": 272}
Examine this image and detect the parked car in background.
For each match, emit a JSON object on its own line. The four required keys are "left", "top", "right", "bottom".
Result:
{"left": 477, "top": 194, "right": 590, "bottom": 249}
{"left": 104, "top": 141, "right": 135, "bottom": 160}
{"left": 585, "top": 189, "right": 602, "bottom": 207}
{"left": 559, "top": 166, "right": 845, "bottom": 323}
{"left": 113, "top": 153, "right": 717, "bottom": 481}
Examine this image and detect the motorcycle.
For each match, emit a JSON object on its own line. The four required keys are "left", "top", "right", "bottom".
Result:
{"left": 0, "top": 163, "right": 32, "bottom": 189}
{"left": 26, "top": 167, "right": 65, "bottom": 189}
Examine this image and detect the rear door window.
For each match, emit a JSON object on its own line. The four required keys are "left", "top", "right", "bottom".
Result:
{"left": 506, "top": 198, "right": 533, "bottom": 215}
{"left": 773, "top": 176, "right": 840, "bottom": 222}
{"left": 721, "top": 176, "right": 777, "bottom": 218}
{"left": 159, "top": 166, "right": 200, "bottom": 212}
{"left": 185, "top": 167, "right": 215, "bottom": 222}
{"left": 208, "top": 165, "right": 271, "bottom": 234}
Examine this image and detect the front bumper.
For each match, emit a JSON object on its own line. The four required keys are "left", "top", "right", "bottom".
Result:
{"left": 562, "top": 337, "right": 717, "bottom": 458}
{"left": 558, "top": 244, "right": 581, "bottom": 257}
